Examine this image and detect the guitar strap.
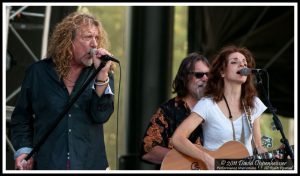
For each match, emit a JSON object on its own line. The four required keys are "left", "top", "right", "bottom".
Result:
{"left": 240, "top": 117, "right": 245, "bottom": 144}
{"left": 242, "top": 100, "right": 257, "bottom": 155}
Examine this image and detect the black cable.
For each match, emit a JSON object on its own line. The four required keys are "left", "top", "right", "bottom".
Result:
{"left": 115, "top": 62, "right": 121, "bottom": 170}
{"left": 266, "top": 71, "right": 270, "bottom": 100}
{"left": 255, "top": 71, "right": 294, "bottom": 162}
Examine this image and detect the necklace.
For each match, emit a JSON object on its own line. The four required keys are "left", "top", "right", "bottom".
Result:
{"left": 223, "top": 95, "right": 237, "bottom": 141}
{"left": 223, "top": 95, "right": 246, "bottom": 144}
{"left": 66, "top": 84, "right": 75, "bottom": 87}
{"left": 63, "top": 77, "right": 76, "bottom": 88}
{"left": 223, "top": 95, "right": 233, "bottom": 119}
{"left": 64, "top": 77, "right": 76, "bottom": 83}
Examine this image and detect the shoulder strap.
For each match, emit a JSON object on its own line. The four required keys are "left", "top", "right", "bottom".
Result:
{"left": 242, "top": 100, "right": 257, "bottom": 155}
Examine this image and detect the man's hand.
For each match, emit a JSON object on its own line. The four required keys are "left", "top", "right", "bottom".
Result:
{"left": 15, "top": 154, "right": 34, "bottom": 170}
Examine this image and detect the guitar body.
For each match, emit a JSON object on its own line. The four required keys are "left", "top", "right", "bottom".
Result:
{"left": 161, "top": 141, "right": 250, "bottom": 170}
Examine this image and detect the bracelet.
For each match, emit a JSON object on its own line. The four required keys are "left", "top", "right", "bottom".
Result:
{"left": 94, "top": 78, "right": 109, "bottom": 86}
{"left": 95, "top": 78, "right": 108, "bottom": 83}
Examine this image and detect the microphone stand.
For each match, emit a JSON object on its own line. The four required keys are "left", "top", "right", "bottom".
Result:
{"left": 254, "top": 71, "right": 294, "bottom": 163}
{"left": 23, "top": 61, "right": 107, "bottom": 162}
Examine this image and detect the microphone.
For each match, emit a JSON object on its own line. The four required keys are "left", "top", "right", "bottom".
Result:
{"left": 89, "top": 48, "right": 120, "bottom": 63}
{"left": 237, "top": 67, "right": 264, "bottom": 76}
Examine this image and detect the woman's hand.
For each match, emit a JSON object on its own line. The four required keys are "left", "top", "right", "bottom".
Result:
{"left": 205, "top": 154, "right": 215, "bottom": 170}
{"left": 256, "top": 146, "right": 268, "bottom": 154}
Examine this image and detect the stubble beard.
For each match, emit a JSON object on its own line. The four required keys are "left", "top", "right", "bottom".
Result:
{"left": 82, "top": 58, "right": 93, "bottom": 67}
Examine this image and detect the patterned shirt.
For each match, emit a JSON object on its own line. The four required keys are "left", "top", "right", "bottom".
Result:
{"left": 141, "top": 96, "right": 203, "bottom": 164}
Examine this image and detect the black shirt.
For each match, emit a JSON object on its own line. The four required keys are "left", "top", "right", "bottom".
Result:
{"left": 10, "top": 58, "right": 114, "bottom": 169}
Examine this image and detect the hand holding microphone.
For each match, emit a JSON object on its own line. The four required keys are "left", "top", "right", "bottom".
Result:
{"left": 88, "top": 48, "right": 115, "bottom": 84}
{"left": 89, "top": 48, "right": 120, "bottom": 63}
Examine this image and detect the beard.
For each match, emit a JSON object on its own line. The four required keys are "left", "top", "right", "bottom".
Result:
{"left": 190, "top": 86, "right": 204, "bottom": 100}
{"left": 187, "top": 81, "right": 207, "bottom": 100}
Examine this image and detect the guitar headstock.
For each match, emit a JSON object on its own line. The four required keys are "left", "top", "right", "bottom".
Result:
{"left": 250, "top": 144, "right": 294, "bottom": 160}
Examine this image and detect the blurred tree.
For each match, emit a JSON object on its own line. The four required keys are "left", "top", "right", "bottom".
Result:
{"left": 171, "top": 6, "right": 187, "bottom": 97}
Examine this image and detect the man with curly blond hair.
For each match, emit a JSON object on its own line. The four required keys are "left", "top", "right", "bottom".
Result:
{"left": 11, "top": 11, "right": 115, "bottom": 170}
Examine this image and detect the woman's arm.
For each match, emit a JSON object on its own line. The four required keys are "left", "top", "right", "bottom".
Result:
{"left": 253, "top": 117, "right": 268, "bottom": 154}
{"left": 171, "top": 112, "right": 215, "bottom": 170}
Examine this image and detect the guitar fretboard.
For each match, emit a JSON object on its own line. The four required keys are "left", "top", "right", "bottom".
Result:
{"left": 247, "top": 145, "right": 294, "bottom": 160}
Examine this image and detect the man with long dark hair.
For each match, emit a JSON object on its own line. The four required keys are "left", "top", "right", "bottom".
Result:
{"left": 141, "top": 52, "right": 210, "bottom": 168}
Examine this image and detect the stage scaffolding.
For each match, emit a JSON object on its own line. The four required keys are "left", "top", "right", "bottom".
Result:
{"left": 5, "top": 6, "right": 51, "bottom": 169}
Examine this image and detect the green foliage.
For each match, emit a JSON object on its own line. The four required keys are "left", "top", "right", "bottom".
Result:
{"left": 260, "top": 113, "right": 294, "bottom": 151}
{"left": 171, "top": 6, "right": 188, "bottom": 97}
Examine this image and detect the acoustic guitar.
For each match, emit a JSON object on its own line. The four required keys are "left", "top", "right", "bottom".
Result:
{"left": 160, "top": 141, "right": 293, "bottom": 170}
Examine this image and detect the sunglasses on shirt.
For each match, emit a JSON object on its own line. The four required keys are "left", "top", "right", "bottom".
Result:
{"left": 190, "top": 72, "right": 209, "bottom": 79}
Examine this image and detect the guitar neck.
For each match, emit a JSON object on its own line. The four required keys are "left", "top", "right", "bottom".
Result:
{"left": 247, "top": 145, "right": 294, "bottom": 160}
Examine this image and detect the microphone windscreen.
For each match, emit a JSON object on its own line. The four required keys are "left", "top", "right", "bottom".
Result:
{"left": 238, "top": 68, "right": 251, "bottom": 76}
